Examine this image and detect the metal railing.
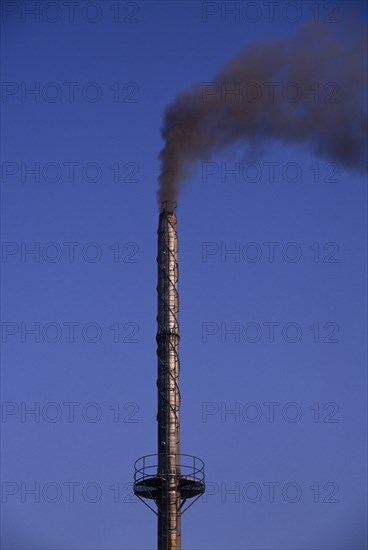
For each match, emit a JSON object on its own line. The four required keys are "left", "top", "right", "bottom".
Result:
{"left": 134, "top": 453, "right": 205, "bottom": 487}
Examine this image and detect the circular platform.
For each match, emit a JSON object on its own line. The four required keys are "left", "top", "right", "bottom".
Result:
{"left": 133, "top": 454, "right": 205, "bottom": 501}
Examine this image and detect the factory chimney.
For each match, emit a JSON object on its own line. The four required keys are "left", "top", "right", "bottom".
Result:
{"left": 134, "top": 203, "right": 205, "bottom": 550}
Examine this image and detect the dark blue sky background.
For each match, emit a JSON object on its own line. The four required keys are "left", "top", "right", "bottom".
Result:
{"left": 1, "top": 1, "right": 367, "bottom": 549}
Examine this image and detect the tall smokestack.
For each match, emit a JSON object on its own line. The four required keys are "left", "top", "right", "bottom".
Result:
{"left": 156, "top": 205, "right": 181, "bottom": 548}
{"left": 134, "top": 204, "right": 205, "bottom": 550}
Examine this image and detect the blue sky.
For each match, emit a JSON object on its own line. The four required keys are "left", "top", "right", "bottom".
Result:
{"left": 1, "top": 1, "right": 367, "bottom": 549}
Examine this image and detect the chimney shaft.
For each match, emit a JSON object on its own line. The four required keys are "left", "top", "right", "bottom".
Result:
{"left": 156, "top": 209, "right": 181, "bottom": 549}
{"left": 133, "top": 206, "right": 204, "bottom": 549}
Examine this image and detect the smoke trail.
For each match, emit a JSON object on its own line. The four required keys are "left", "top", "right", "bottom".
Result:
{"left": 158, "top": 21, "right": 367, "bottom": 207}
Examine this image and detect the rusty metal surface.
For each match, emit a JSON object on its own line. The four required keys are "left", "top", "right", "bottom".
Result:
{"left": 133, "top": 207, "right": 204, "bottom": 548}
{"left": 156, "top": 209, "right": 181, "bottom": 550}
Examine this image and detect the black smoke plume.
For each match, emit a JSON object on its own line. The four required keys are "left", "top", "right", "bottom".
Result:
{"left": 158, "top": 21, "right": 367, "bottom": 207}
